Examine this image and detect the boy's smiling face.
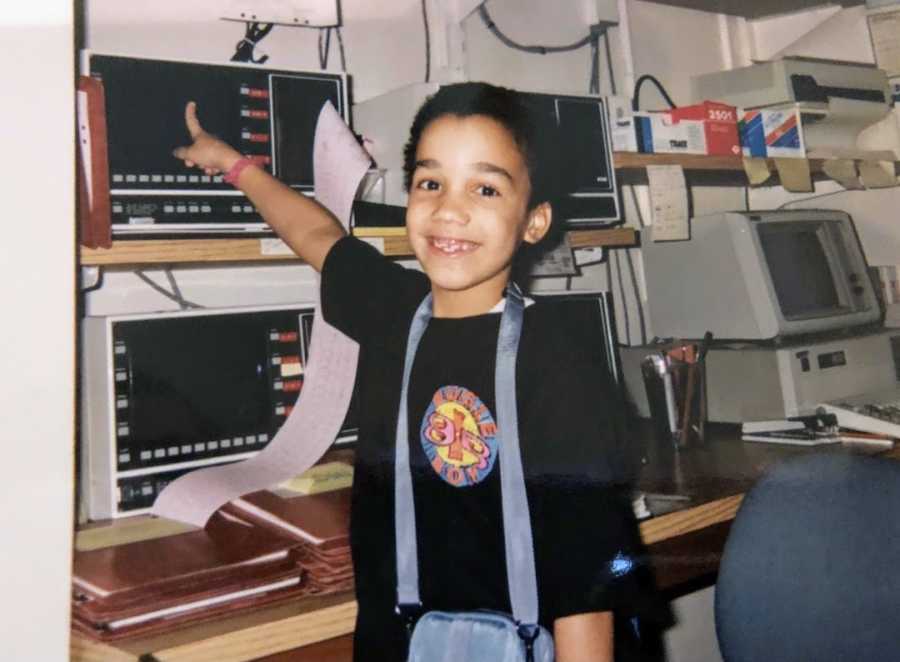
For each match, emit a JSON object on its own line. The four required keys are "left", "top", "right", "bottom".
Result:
{"left": 406, "top": 114, "right": 550, "bottom": 318}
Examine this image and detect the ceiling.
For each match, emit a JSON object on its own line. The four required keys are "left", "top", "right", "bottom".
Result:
{"left": 642, "top": 0, "right": 865, "bottom": 19}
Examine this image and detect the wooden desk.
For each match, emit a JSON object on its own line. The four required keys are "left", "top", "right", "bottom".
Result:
{"left": 71, "top": 425, "right": 896, "bottom": 662}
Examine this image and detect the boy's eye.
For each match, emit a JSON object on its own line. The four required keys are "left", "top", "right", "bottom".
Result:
{"left": 476, "top": 184, "right": 500, "bottom": 198}
{"left": 416, "top": 178, "right": 440, "bottom": 191}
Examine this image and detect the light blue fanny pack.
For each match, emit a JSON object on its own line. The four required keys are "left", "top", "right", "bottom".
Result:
{"left": 407, "top": 610, "right": 553, "bottom": 662}
{"left": 394, "top": 284, "right": 554, "bottom": 662}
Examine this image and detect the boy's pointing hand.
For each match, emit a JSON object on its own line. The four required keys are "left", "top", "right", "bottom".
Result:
{"left": 172, "top": 101, "right": 242, "bottom": 176}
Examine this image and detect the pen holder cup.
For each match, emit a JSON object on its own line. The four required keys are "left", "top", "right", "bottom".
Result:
{"left": 641, "top": 345, "right": 707, "bottom": 450}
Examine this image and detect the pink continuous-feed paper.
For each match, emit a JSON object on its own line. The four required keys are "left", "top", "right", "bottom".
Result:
{"left": 152, "top": 102, "right": 370, "bottom": 527}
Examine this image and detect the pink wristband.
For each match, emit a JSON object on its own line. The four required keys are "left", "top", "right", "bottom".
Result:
{"left": 223, "top": 157, "right": 256, "bottom": 185}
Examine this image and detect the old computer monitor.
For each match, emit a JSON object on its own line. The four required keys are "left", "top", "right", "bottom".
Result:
{"left": 82, "top": 51, "right": 347, "bottom": 236}
{"left": 642, "top": 210, "right": 881, "bottom": 341}
{"left": 80, "top": 304, "right": 358, "bottom": 520}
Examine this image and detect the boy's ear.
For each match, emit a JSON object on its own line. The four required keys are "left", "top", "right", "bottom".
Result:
{"left": 523, "top": 202, "right": 552, "bottom": 245}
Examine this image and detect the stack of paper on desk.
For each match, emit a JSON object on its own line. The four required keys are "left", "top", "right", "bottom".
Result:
{"left": 225, "top": 489, "right": 354, "bottom": 594}
{"left": 72, "top": 490, "right": 354, "bottom": 641}
{"left": 71, "top": 511, "right": 307, "bottom": 640}
{"left": 740, "top": 413, "right": 840, "bottom": 446}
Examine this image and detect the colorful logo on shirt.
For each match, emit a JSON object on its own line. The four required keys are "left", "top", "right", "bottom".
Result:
{"left": 420, "top": 385, "right": 498, "bottom": 487}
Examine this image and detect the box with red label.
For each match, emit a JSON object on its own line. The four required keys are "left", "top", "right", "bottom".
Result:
{"left": 667, "top": 101, "right": 741, "bottom": 156}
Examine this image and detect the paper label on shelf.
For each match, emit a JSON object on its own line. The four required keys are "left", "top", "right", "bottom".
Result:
{"left": 646, "top": 165, "right": 689, "bottom": 241}
{"left": 260, "top": 238, "right": 293, "bottom": 255}
{"left": 822, "top": 159, "right": 862, "bottom": 190}
{"left": 742, "top": 157, "right": 772, "bottom": 186}
{"left": 774, "top": 158, "right": 813, "bottom": 193}
{"left": 279, "top": 461, "right": 354, "bottom": 495}
{"left": 858, "top": 161, "right": 898, "bottom": 189}
{"left": 868, "top": 10, "right": 900, "bottom": 78}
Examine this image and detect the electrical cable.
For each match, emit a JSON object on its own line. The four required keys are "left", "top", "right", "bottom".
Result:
{"left": 776, "top": 188, "right": 859, "bottom": 209}
{"left": 589, "top": 30, "right": 600, "bottom": 94}
{"left": 231, "top": 22, "right": 274, "bottom": 64}
{"left": 632, "top": 74, "right": 677, "bottom": 111}
{"left": 624, "top": 249, "right": 647, "bottom": 344}
{"left": 614, "top": 250, "right": 631, "bottom": 344}
{"left": 421, "top": 0, "right": 431, "bottom": 82}
{"left": 81, "top": 267, "right": 105, "bottom": 294}
{"left": 604, "top": 254, "right": 616, "bottom": 338}
{"left": 626, "top": 186, "right": 649, "bottom": 344}
{"left": 163, "top": 269, "right": 193, "bottom": 309}
{"left": 603, "top": 29, "right": 617, "bottom": 95}
{"left": 318, "top": 28, "right": 332, "bottom": 69}
{"left": 134, "top": 270, "right": 203, "bottom": 310}
{"left": 335, "top": 27, "right": 347, "bottom": 72}
{"left": 318, "top": 26, "right": 346, "bottom": 72}
{"left": 478, "top": 4, "right": 594, "bottom": 54}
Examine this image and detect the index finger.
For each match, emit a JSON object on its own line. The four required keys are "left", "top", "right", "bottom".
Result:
{"left": 185, "top": 101, "right": 204, "bottom": 139}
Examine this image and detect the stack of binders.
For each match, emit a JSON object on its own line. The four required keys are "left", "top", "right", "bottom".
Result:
{"left": 72, "top": 489, "right": 353, "bottom": 641}
{"left": 225, "top": 489, "right": 354, "bottom": 594}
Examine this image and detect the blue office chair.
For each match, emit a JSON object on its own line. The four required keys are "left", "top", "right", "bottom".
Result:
{"left": 715, "top": 452, "right": 900, "bottom": 662}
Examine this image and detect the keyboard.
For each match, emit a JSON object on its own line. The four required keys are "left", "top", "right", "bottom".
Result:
{"left": 818, "top": 387, "right": 900, "bottom": 438}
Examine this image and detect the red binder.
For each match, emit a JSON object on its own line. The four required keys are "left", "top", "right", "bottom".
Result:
{"left": 76, "top": 75, "right": 112, "bottom": 249}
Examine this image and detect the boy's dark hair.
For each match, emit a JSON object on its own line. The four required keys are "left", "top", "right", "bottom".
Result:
{"left": 402, "top": 82, "right": 561, "bottom": 213}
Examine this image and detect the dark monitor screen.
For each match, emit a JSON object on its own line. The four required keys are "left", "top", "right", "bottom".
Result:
{"left": 90, "top": 54, "right": 343, "bottom": 191}
{"left": 554, "top": 97, "right": 613, "bottom": 194}
{"left": 112, "top": 308, "right": 356, "bottom": 473}
{"left": 758, "top": 222, "right": 842, "bottom": 319}
{"left": 118, "top": 314, "right": 276, "bottom": 446}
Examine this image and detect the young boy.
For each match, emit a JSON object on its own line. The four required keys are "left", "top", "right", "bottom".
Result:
{"left": 174, "top": 82, "right": 658, "bottom": 662}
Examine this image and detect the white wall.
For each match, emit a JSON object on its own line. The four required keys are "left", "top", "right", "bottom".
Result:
{"left": 0, "top": 2, "right": 74, "bottom": 660}
{"left": 85, "top": 0, "right": 429, "bottom": 103}
{"left": 463, "top": 0, "right": 623, "bottom": 95}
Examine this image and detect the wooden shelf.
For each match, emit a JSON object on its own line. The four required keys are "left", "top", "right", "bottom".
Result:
{"left": 79, "top": 227, "right": 638, "bottom": 267}
{"left": 81, "top": 152, "right": 899, "bottom": 267}
{"left": 615, "top": 151, "right": 830, "bottom": 174}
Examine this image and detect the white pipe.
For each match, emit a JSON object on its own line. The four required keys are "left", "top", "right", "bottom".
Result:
{"left": 718, "top": 13, "right": 734, "bottom": 70}
{"left": 616, "top": 0, "right": 636, "bottom": 97}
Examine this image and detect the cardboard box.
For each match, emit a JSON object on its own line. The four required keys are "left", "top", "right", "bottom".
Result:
{"left": 667, "top": 101, "right": 741, "bottom": 156}
{"left": 606, "top": 95, "right": 639, "bottom": 152}
{"left": 633, "top": 101, "right": 740, "bottom": 155}
{"left": 739, "top": 104, "right": 807, "bottom": 158}
{"left": 635, "top": 112, "right": 707, "bottom": 155}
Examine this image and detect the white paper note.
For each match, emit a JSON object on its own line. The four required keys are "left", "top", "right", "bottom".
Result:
{"left": 868, "top": 10, "right": 900, "bottom": 78}
{"left": 646, "top": 165, "right": 689, "bottom": 241}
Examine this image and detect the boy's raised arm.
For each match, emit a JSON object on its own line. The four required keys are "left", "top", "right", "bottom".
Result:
{"left": 172, "top": 102, "right": 346, "bottom": 272}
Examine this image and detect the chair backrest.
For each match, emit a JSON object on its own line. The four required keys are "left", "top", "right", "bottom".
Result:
{"left": 715, "top": 452, "right": 900, "bottom": 662}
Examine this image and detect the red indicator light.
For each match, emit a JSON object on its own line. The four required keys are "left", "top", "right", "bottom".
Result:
{"left": 282, "top": 380, "right": 302, "bottom": 392}
{"left": 246, "top": 133, "right": 270, "bottom": 143}
{"left": 278, "top": 332, "right": 299, "bottom": 342}
{"left": 280, "top": 355, "right": 300, "bottom": 364}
